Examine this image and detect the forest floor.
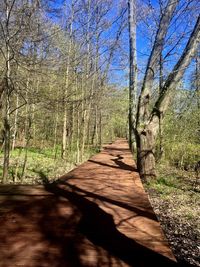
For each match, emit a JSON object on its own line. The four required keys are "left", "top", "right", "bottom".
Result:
{"left": 145, "top": 165, "right": 200, "bottom": 267}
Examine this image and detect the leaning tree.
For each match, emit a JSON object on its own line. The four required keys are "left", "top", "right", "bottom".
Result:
{"left": 128, "top": 0, "right": 200, "bottom": 180}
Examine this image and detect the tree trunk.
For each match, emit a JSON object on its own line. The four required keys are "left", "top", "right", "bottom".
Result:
{"left": 12, "top": 94, "right": 19, "bottom": 151}
{"left": 137, "top": 126, "right": 157, "bottom": 180}
{"left": 2, "top": 113, "right": 10, "bottom": 183}
{"left": 81, "top": 108, "right": 87, "bottom": 161}
{"left": 76, "top": 109, "right": 80, "bottom": 163}
{"left": 70, "top": 102, "right": 75, "bottom": 151}
{"left": 21, "top": 79, "right": 32, "bottom": 181}
{"left": 32, "top": 79, "right": 39, "bottom": 146}
{"left": 137, "top": 132, "right": 156, "bottom": 181}
{"left": 99, "top": 109, "right": 102, "bottom": 148}
{"left": 128, "top": 0, "right": 137, "bottom": 152}
{"left": 157, "top": 53, "right": 164, "bottom": 161}
{"left": 195, "top": 48, "right": 200, "bottom": 109}
{"left": 135, "top": 9, "right": 199, "bottom": 180}
{"left": 92, "top": 105, "right": 98, "bottom": 146}
{"left": 61, "top": 0, "right": 74, "bottom": 159}
{"left": 2, "top": 5, "right": 11, "bottom": 182}
{"left": 61, "top": 105, "right": 67, "bottom": 159}
{"left": 53, "top": 105, "right": 58, "bottom": 159}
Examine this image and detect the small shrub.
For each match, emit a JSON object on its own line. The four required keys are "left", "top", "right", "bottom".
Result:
{"left": 163, "top": 142, "right": 200, "bottom": 170}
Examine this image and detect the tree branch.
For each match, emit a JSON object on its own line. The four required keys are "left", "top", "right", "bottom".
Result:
{"left": 153, "top": 15, "right": 200, "bottom": 117}
{"left": 137, "top": 0, "right": 179, "bottom": 127}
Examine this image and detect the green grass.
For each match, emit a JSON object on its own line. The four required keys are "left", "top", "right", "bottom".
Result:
{"left": 145, "top": 164, "right": 200, "bottom": 221}
{"left": 156, "top": 176, "right": 178, "bottom": 187}
{"left": 146, "top": 163, "right": 195, "bottom": 195}
{"left": 145, "top": 173, "right": 180, "bottom": 196}
{"left": 0, "top": 145, "right": 98, "bottom": 184}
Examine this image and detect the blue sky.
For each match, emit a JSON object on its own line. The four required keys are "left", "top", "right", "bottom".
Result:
{"left": 46, "top": 0, "right": 199, "bottom": 89}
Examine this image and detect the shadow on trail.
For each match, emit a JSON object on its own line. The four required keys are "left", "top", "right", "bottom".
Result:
{"left": 88, "top": 159, "right": 137, "bottom": 172}
{"left": 0, "top": 172, "right": 195, "bottom": 267}
{"left": 111, "top": 154, "right": 138, "bottom": 172}
{"left": 54, "top": 180, "right": 157, "bottom": 221}
{"left": 43, "top": 180, "right": 176, "bottom": 267}
{"left": 0, "top": 193, "right": 84, "bottom": 266}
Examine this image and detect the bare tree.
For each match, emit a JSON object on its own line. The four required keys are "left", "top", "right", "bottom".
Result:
{"left": 1, "top": 0, "right": 15, "bottom": 182}
{"left": 61, "top": 0, "right": 75, "bottom": 159}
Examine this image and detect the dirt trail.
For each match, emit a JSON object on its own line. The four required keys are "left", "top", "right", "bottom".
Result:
{"left": 0, "top": 139, "right": 176, "bottom": 267}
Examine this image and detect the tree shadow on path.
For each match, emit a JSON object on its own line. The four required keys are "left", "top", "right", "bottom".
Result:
{"left": 42, "top": 176, "right": 192, "bottom": 267}
{"left": 88, "top": 159, "right": 137, "bottom": 172}
{"left": 0, "top": 171, "right": 195, "bottom": 267}
{"left": 111, "top": 154, "right": 137, "bottom": 172}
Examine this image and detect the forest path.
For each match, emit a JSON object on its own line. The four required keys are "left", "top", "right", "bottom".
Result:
{"left": 0, "top": 139, "right": 177, "bottom": 267}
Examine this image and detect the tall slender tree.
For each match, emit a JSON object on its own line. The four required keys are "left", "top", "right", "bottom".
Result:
{"left": 128, "top": 0, "right": 137, "bottom": 152}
